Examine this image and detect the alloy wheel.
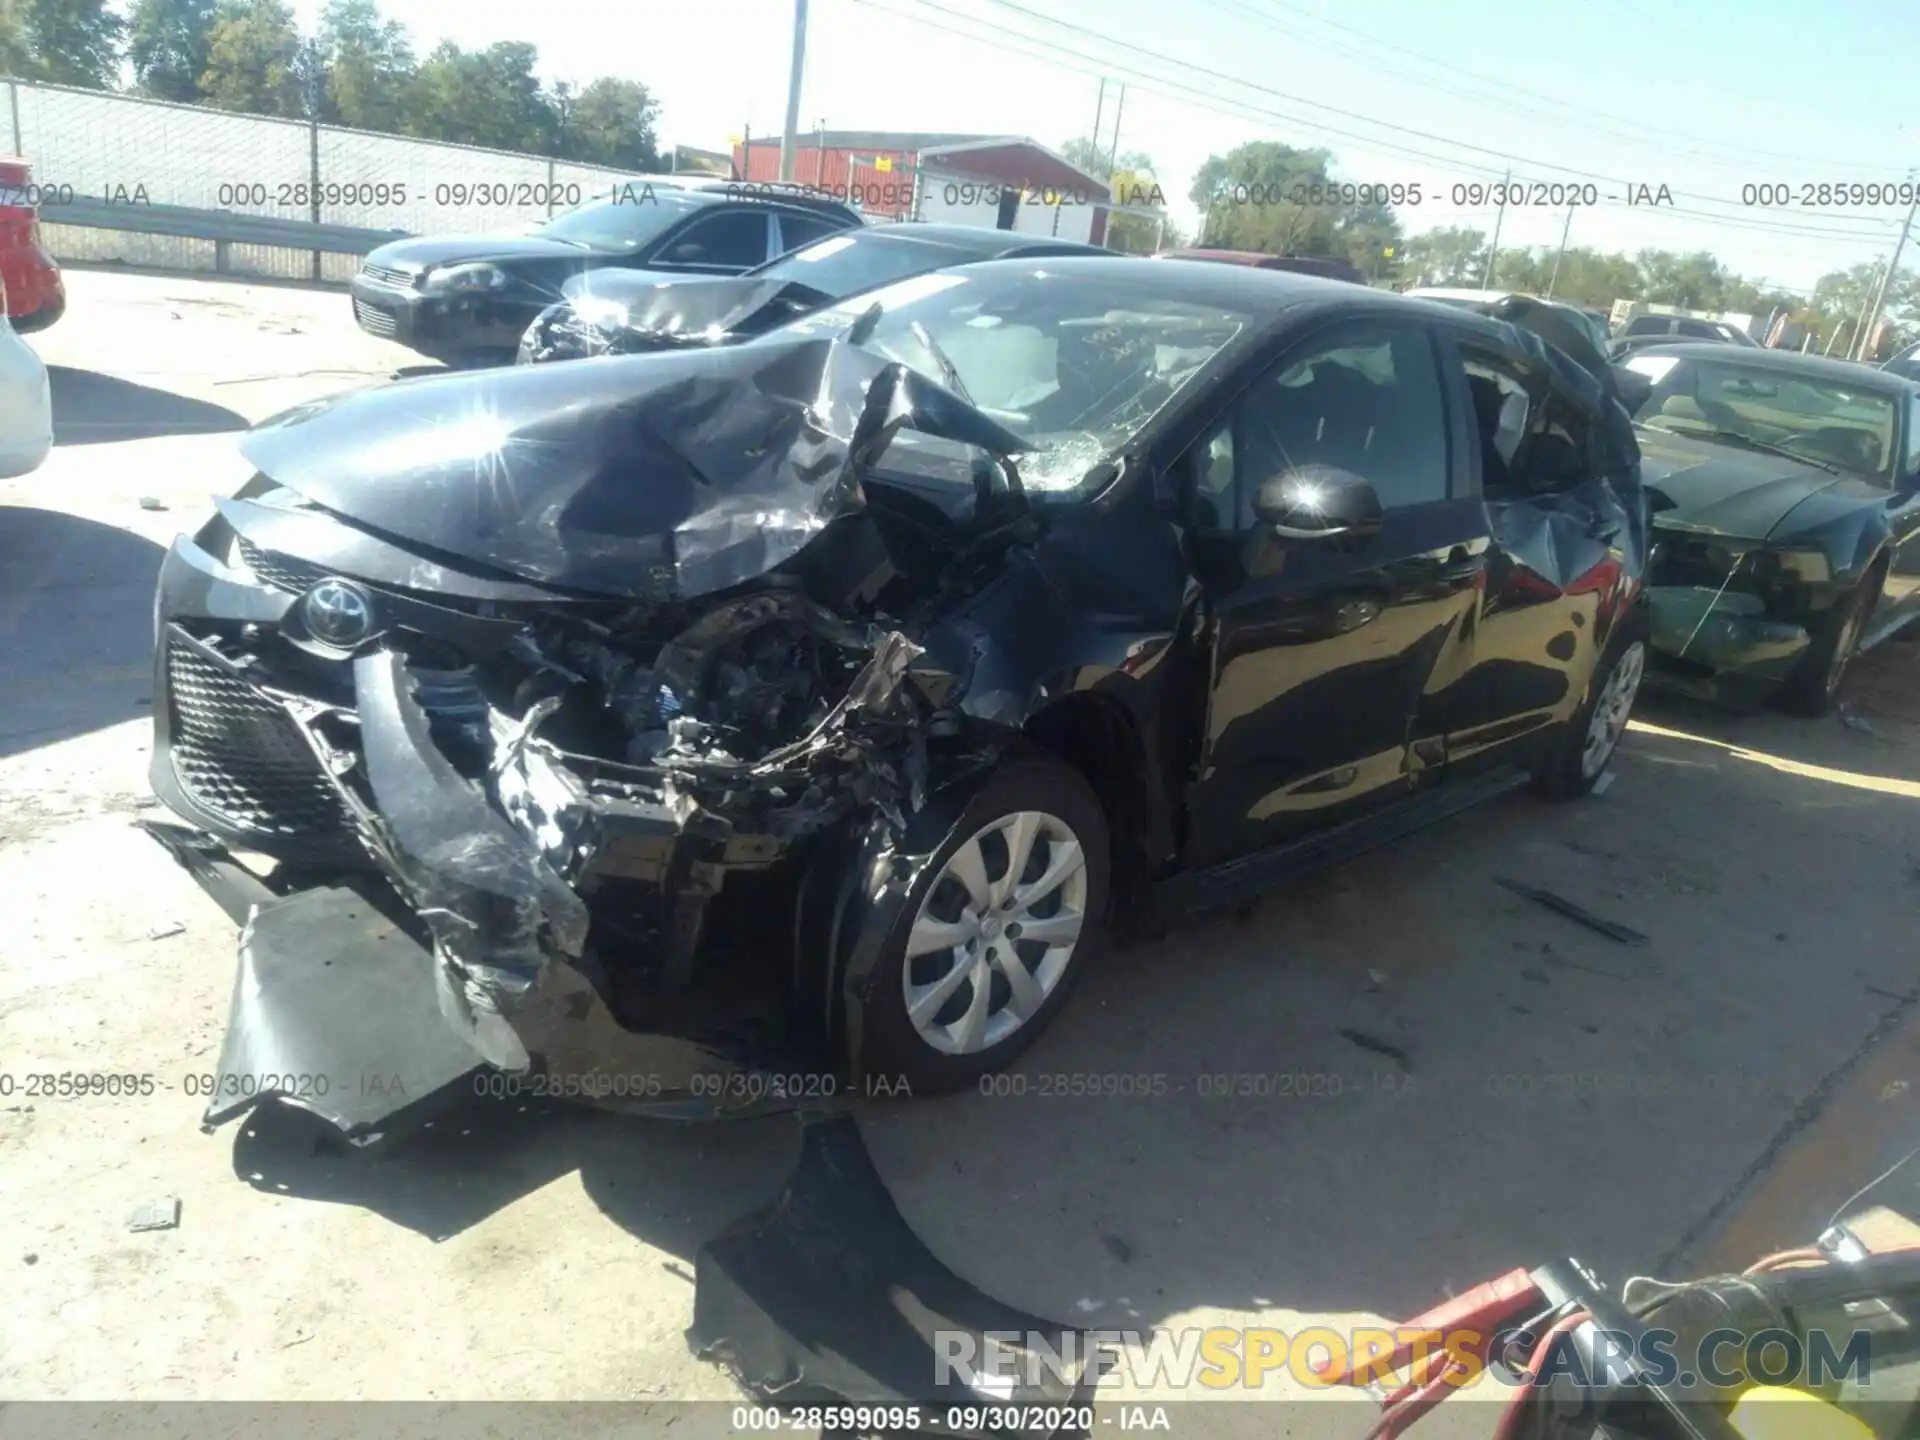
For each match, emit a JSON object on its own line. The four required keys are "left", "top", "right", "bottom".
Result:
{"left": 1824, "top": 603, "right": 1867, "bottom": 698}
{"left": 1581, "top": 641, "right": 1645, "bottom": 778}
{"left": 901, "top": 810, "right": 1089, "bottom": 1056}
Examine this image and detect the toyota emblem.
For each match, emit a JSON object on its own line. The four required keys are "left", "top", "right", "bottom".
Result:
{"left": 301, "top": 578, "right": 375, "bottom": 648}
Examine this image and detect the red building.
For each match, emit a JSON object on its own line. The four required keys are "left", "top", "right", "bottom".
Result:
{"left": 731, "top": 130, "right": 1112, "bottom": 245}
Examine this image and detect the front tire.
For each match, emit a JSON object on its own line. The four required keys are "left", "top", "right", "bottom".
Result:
{"left": 860, "top": 756, "right": 1110, "bottom": 1095}
{"left": 1536, "top": 629, "right": 1646, "bottom": 801}
{"left": 1777, "top": 566, "right": 1883, "bottom": 717}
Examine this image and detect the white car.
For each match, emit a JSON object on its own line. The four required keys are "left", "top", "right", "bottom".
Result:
{"left": 0, "top": 275, "right": 51, "bottom": 477}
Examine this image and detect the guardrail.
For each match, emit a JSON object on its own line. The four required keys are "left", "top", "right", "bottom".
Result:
{"left": 46, "top": 196, "right": 408, "bottom": 273}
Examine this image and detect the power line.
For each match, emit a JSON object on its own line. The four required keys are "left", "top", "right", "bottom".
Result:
{"left": 960, "top": 0, "right": 1900, "bottom": 220}
{"left": 855, "top": 0, "right": 1896, "bottom": 249}
{"left": 1231, "top": 0, "right": 1903, "bottom": 178}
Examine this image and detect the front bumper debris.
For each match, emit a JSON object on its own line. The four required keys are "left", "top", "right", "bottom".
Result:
{"left": 692, "top": 1112, "right": 1088, "bottom": 1417}
{"left": 1645, "top": 584, "right": 1811, "bottom": 706}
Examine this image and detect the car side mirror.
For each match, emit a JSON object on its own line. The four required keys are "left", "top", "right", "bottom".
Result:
{"left": 1253, "top": 466, "right": 1383, "bottom": 539}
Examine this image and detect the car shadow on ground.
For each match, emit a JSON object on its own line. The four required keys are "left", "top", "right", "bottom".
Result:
{"left": 49, "top": 367, "right": 249, "bottom": 445}
{"left": 227, "top": 637, "right": 1920, "bottom": 1371}
{"left": 0, "top": 506, "right": 163, "bottom": 757}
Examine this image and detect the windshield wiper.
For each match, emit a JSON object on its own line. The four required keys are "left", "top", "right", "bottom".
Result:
{"left": 909, "top": 321, "right": 975, "bottom": 406}
{"left": 1647, "top": 422, "right": 1843, "bottom": 475}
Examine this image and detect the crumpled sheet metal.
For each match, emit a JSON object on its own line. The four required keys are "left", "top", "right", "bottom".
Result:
{"left": 556, "top": 271, "right": 803, "bottom": 347}
{"left": 239, "top": 337, "right": 1029, "bottom": 605}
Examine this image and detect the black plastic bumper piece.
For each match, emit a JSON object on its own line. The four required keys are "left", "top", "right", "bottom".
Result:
{"left": 202, "top": 883, "right": 488, "bottom": 1138}
{"left": 690, "top": 1112, "right": 1085, "bottom": 1418}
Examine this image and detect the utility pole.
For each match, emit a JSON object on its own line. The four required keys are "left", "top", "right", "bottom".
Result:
{"left": 1090, "top": 79, "right": 1106, "bottom": 159}
{"left": 1106, "top": 84, "right": 1127, "bottom": 178}
{"left": 1481, "top": 169, "right": 1511, "bottom": 288}
{"left": 1545, "top": 201, "right": 1575, "bottom": 297}
{"left": 1855, "top": 188, "right": 1917, "bottom": 361}
{"left": 778, "top": 0, "right": 808, "bottom": 183}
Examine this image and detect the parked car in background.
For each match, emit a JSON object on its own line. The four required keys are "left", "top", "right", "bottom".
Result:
{"left": 350, "top": 177, "right": 863, "bottom": 367}
{"left": 0, "top": 157, "right": 65, "bottom": 334}
{"left": 1881, "top": 340, "right": 1920, "bottom": 384}
{"left": 147, "top": 259, "right": 1647, "bottom": 1139}
{"left": 1619, "top": 344, "right": 1920, "bottom": 712}
{"left": 1609, "top": 312, "right": 1760, "bottom": 361}
{"left": 1154, "top": 247, "right": 1368, "bottom": 285}
{"left": 517, "top": 221, "right": 1108, "bottom": 364}
{"left": 0, "top": 276, "right": 53, "bottom": 477}
{"left": 1403, "top": 287, "right": 1612, "bottom": 358}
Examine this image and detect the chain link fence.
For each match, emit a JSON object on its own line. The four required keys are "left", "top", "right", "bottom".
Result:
{"left": 6, "top": 78, "right": 642, "bottom": 281}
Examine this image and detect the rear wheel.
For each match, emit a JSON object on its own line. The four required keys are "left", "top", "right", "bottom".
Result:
{"left": 860, "top": 756, "right": 1110, "bottom": 1095}
{"left": 1777, "top": 566, "right": 1884, "bottom": 717}
{"left": 1535, "top": 629, "right": 1645, "bottom": 800}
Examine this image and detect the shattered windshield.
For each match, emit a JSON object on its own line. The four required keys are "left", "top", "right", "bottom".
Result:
{"left": 770, "top": 267, "right": 1254, "bottom": 497}
{"left": 1627, "top": 353, "right": 1901, "bottom": 482}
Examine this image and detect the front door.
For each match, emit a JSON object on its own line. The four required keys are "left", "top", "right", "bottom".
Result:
{"left": 1181, "top": 317, "right": 1490, "bottom": 869}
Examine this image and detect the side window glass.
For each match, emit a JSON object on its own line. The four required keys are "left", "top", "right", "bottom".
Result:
{"left": 1906, "top": 395, "right": 1920, "bottom": 477}
{"left": 1461, "top": 352, "right": 1532, "bottom": 494}
{"left": 657, "top": 210, "right": 770, "bottom": 269}
{"left": 1186, "top": 420, "right": 1235, "bottom": 529}
{"left": 1232, "top": 326, "right": 1449, "bottom": 524}
{"left": 1463, "top": 345, "right": 1593, "bottom": 494}
{"left": 776, "top": 211, "right": 849, "bottom": 252}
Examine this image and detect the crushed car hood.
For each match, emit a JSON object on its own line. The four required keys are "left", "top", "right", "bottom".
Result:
{"left": 240, "top": 336, "right": 1031, "bottom": 601}
{"left": 1636, "top": 427, "right": 1845, "bottom": 540}
{"left": 557, "top": 271, "right": 811, "bottom": 346}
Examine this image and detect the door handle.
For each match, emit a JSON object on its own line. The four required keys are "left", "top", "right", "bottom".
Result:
{"left": 1436, "top": 545, "right": 1485, "bottom": 583}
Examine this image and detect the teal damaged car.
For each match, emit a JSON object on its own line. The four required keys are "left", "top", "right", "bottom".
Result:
{"left": 1621, "top": 344, "right": 1920, "bottom": 713}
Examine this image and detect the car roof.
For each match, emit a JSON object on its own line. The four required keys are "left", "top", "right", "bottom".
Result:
{"left": 940, "top": 254, "right": 1519, "bottom": 333}
{"left": 1623, "top": 342, "right": 1920, "bottom": 393}
{"left": 617, "top": 174, "right": 863, "bottom": 221}
{"left": 826, "top": 222, "right": 1106, "bottom": 257}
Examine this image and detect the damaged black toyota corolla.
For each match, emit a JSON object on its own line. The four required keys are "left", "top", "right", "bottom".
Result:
{"left": 145, "top": 259, "right": 1648, "bottom": 1141}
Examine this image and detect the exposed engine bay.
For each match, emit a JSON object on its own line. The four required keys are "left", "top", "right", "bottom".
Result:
{"left": 142, "top": 322, "right": 1198, "bottom": 1138}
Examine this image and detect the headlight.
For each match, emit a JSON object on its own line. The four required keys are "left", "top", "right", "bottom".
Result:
{"left": 424, "top": 262, "right": 512, "bottom": 293}
{"left": 1753, "top": 547, "right": 1833, "bottom": 584}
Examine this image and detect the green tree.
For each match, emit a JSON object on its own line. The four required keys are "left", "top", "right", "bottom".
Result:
{"left": 1060, "top": 135, "right": 1163, "bottom": 254}
{"left": 127, "top": 0, "right": 215, "bottom": 100}
{"left": 200, "top": 0, "right": 302, "bottom": 117}
{"left": 1634, "top": 249, "right": 1731, "bottom": 309}
{"left": 1188, "top": 141, "right": 1403, "bottom": 267}
{"left": 18, "top": 0, "right": 122, "bottom": 86}
{"left": 555, "top": 75, "right": 660, "bottom": 170}
{"left": 407, "top": 40, "right": 555, "bottom": 150}
{"left": 0, "top": 0, "right": 35, "bottom": 77}
{"left": 1399, "top": 226, "right": 1488, "bottom": 286}
{"left": 315, "top": 0, "right": 415, "bottom": 132}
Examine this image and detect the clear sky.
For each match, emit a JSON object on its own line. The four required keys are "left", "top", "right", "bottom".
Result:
{"left": 288, "top": 0, "right": 1920, "bottom": 294}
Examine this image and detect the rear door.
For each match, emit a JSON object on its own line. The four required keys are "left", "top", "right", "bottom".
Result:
{"left": 1179, "top": 315, "right": 1490, "bottom": 868}
{"left": 1430, "top": 327, "right": 1627, "bottom": 768}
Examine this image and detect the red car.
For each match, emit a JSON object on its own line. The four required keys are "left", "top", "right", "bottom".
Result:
{"left": 0, "top": 157, "right": 64, "bottom": 333}
{"left": 1154, "top": 246, "right": 1368, "bottom": 285}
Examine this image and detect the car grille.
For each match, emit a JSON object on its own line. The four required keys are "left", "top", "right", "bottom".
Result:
{"left": 353, "top": 298, "right": 397, "bottom": 337}
{"left": 359, "top": 263, "right": 414, "bottom": 289}
{"left": 164, "top": 634, "right": 353, "bottom": 843}
{"left": 237, "top": 537, "right": 330, "bottom": 595}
